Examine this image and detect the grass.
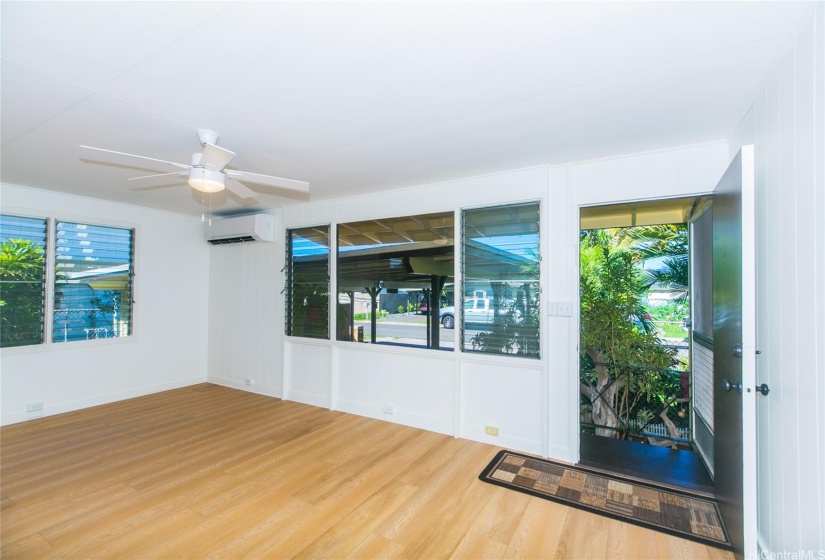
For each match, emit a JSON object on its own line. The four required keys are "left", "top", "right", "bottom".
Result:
{"left": 654, "top": 321, "right": 688, "bottom": 338}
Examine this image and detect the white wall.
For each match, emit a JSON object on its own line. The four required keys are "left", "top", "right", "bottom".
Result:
{"left": 728, "top": 3, "right": 825, "bottom": 552}
{"left": 207, "top": 142, "right": 728, "bottom": 462}
{"left": 0, "top": 184, "right": 210, "bottom": 424}
{"left": 206, "top": 210, "right": 284, "bottom": 398}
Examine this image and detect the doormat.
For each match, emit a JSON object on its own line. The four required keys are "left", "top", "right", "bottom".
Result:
{"left": 479, "top": 450, "right": 730, "bottom": 549}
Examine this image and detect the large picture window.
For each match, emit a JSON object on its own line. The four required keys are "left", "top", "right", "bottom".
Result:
{"left": 285, "top": 225, "right": 330, "bottom": 339}
{"left": 336, "top": 212, "right": 454, "bottom": 350}
{"left": 461, "top": 202, "right": 541, "bottom": 358}
{"left": 0, "top": 214, "right": 48, "bottom": 348}
{"left": 53, "top": 221, "right": 134, "bottom": 343}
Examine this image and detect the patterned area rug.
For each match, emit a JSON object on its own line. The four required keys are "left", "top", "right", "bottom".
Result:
{"left": 479, "top": 450, "right": 730, "bottom": 549}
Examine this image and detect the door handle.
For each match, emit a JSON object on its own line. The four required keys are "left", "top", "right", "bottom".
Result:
{"left": 722, "top": 378, "right": 742, "bottom": 393}
{"left": 755, "top": 383, "right": 770, "bottom": 396}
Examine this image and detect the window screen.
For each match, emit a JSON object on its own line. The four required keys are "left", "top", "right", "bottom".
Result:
{"left": 53, "top": 221, "right": 134, "bottom": 343}
{"left": 461, "top": 202, "right": 541, "bottom": 358}
{"left": 285, "top": 226, "right": 330, "bottom": 339}
{"left": 0, "top": 214, "right": 48, "bottom": 347}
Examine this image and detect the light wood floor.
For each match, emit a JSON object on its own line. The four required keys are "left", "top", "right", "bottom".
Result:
{"left": 1, "top": 384, "right": 734, "bottom": 559}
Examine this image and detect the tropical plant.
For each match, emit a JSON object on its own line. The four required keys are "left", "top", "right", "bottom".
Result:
{"left": 579, "top": 231, "right": 676, "bottom": 439}
{"left": 617, "top": 224, "right": 689, "bottom": 300}
{"left": 0, "top": 238, "right": 46, "bottom": 347}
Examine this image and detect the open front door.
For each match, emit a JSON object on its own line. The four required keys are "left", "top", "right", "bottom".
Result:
{"left": 712, "top": 146, "right": 757, "bottom": 559}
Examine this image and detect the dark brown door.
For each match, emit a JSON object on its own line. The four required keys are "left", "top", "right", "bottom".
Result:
{"left": 712, "top": 146, "right": 757, "bottom": 559}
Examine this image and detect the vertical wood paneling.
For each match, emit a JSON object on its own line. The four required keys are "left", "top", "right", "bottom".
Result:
{"left": 792, "top": 16, "right": 820, "bottom": 545}
{"left": 335, "top": 347, "right": 455, "bottom": 435}
{"left": 816, "top": 4, "right": 825, "bottom": 545}
{"left": 207, "top": 220, "right": 282, "bottom": 397}
{"left": 459, "top": 360, "right": 544, "bottom": 454}
{"left": 764, "top": 69, "right": 787, "bottom": 550}
{"left": 285, "top": 341, "right": 331, "bottom": 408}
{"left": 753, "top": 84, "right": 775, "bottom": 544}
{"left": 778, "top": 34, "right": 803, "bottom": 549}
{"left": 734, "top": 4, "right": 824, "bottom": 551}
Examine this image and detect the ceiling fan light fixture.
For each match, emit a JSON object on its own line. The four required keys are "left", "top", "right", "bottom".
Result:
{"left": 188, "top": 168, "right": 225, "bottom": 193}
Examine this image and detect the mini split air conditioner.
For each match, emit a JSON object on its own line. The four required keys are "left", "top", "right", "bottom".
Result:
{"left": 204, "top": 213, "right": 274, "bottom": 245}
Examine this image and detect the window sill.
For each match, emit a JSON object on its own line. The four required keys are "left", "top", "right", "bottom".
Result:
{"left": 0, "top": 335, "right": 136, "bottom": 356}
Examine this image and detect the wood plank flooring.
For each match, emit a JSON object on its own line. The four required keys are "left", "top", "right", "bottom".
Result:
{"left": 0, "top": 384, "right": 734, "bottom": 559}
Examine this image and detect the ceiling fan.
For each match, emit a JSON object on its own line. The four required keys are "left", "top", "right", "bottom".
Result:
{"left": 80, "top": 129, "right": 309, "bottom": 199}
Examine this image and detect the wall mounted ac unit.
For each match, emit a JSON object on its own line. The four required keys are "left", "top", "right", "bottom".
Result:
{"left": 204, "top": 213, "right": 274, "bottom": 245}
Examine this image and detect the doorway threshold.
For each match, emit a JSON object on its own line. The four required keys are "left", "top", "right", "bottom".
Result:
{"left": 578, "top": 433, "right": 714, "bottom": 497}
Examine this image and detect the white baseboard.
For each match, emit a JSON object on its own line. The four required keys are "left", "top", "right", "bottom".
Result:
{"left": 1, "top": 376, "right": 205, "bottom": 426}
{"left": 459, "top": 424, "right": 543, "bottom": 456}
{"left": 335, "top": 398, "right": 454, "bottom": 436}
{"left": 284, "top": 389, "right": 330, "bottom": 409}
{"left": 207, "top": 375, "right": 282, "bottom": 398}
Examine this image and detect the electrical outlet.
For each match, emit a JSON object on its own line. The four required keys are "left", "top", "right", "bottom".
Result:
{"left": 485, "top": 425, "right": 499, "bottom": 437}
{"left": 244, "top": 378, "right": 253, "bottom": 386}
{"left": 26, "top": 402, "right": 44, "bottom": 413}
{"left": 383, "top": 403, "right": 397, "bottom": 415}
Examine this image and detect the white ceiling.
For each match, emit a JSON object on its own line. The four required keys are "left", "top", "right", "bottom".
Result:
{"left": 0, "top": 1, "right": 815, "bottom": 216}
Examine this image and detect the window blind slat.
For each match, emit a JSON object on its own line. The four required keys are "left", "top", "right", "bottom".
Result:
{"left": 285, "top": 226, "right": 330, "bottom": 339}
{"left": 53, "top": 221, "right": 134, "bottom": 343}
{"left": 461, "top": 202, "right": 541, "bottom": 358}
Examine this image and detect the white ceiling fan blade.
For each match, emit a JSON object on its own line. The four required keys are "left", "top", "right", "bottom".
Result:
{"left": 200, "top": 143, "right": 235, "bottom": 171}
{"left": 225, "top": 178, "right": 257, "bottom": 199}
{"left": 127, "top": 171, "right": 187, "bottom": 181}
{"left": 80, "top": 145, "right": 189, "bottom": 170}
{"left": 225, "top": 170, "right": 309, "bottom": 193}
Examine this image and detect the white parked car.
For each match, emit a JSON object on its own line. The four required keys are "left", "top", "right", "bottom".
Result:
{"left": 440, "top": 298, "right": 523, "bottom": 329}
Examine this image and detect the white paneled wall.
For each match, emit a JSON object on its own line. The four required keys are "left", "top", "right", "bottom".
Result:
{"left": 729, "top": 4, "right": 824, "bottom": 551}
{"left": 336, "top": 345, "right": 455, "bottom": 436}
{"left": 284, "top": 340, "right": 331, "bottom": 407}
{"left": 283, "top": 165, "right": 552, "bottom": 453}
{"left": 226, "top": 141, "right": 727, "bottom": 461}
{"left": 460, "top": 358, "right": 544, "bottom": 455}
{"left": 0, "top": 184, "right": 210, "bottom": 425}
{"left": 207, "top": 214, "right": 283, "bottom": 397}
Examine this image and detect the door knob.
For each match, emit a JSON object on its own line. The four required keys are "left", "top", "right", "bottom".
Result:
{"left": 755, "top": 383, "right": 770, "bottom": 396}
{"left": 722, "top": 378, "right": 741, "bottom": 393}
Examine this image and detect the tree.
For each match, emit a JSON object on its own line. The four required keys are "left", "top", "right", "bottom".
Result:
{"left": 579, "top": 231, "right": 675, "bottom": 439}
{"left": 617, "top": 224, "right": 689, "bottom": 301}
{"left": 0, "top": 238, "right": 46, "bottom": 347}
